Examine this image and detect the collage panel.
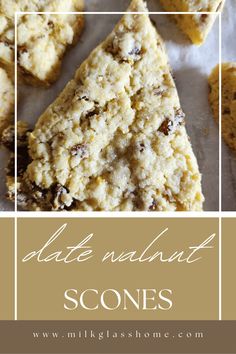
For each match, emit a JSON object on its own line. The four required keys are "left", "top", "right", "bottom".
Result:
{"left": 0, "top": 1, "right": 235, "bottom": 352}
{"left": 1, "top": 0, "right": 222, "bottom": 212}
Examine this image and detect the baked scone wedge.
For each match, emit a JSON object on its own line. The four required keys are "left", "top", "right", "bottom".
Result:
{"left": 209, "top": 63, "right": 236, "bottom": 151}
{"left": 16, "top": 0, "right": 204, "bottom": 211}
{"left": 159, "top": 0, "right": 225, "bottom": 45}
{"left": 0, "top": 0, "right": 84, "bottom": 86}
{"left": 0, "top": 66, "right": 14, "bottom": 135}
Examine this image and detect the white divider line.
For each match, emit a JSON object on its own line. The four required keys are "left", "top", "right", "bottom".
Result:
{"left": 15, "top": 211, "right": 219, "bottom": 218}
{"left": 14, "top": 12, "right": 18, "bottom": 322}
{"left": 219, "top": 12, "right": 222, "bottom": 321}
{"left": 17, "top": 11, "right": 219, "bottom": 15}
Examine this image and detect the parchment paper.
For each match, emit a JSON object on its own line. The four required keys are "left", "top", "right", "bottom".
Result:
{"left": 1, "top": 0, "right": 235, "bottom": 211}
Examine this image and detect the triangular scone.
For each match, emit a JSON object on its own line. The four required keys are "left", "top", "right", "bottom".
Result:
{"left": 0, "top": 67, "right": 14, "bottom": 134}
{"left": 17, "top": 0, "right": 204, "bottom": 211}
{"left": 0, "top": 0, "right": 84, "bottom": 85}
{"left": 209, "top": 63, "right": 236, "bottom": 151}
{"left": 160, "top": 0, "right": 225, "bottom": 45}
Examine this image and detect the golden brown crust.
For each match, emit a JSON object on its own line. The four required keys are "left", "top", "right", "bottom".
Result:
{"left": 160, "top": 0, "right": 225, "bottom": 45}
{"left": 209, "top": 63, "right": 236, "bottom": 152}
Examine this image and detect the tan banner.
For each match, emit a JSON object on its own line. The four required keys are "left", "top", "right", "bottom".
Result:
{"left": 0, "top": 320, "right": 236, "bottom": 353}
{"left": 222, "top": 218, "right": 236, "bottom": 320}
{"left": 17, "top": 218, "right": 219, "bottom": 320}
{"left": 0, "top": 218, "right": 14, "bottom": 320}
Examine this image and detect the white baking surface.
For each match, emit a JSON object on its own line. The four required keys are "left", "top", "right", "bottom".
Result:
{"left": 1, "top": 0, "right": 234, "bottom": 211}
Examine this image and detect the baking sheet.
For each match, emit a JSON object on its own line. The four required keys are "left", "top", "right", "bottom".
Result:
{"left": 1, "top": 0, "right": 235, "bottom": 211}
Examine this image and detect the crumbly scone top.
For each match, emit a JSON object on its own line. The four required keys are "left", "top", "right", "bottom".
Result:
{"left": 0, "top": 67, "right": 14, "bottom": 132}
{"left": 1, "top": 0, "right": 84, "bottom": 18}
{"left": 0, "top": 0, "right": 84, "bottom": 77}
{"left": 160, "top": 0, "right": 224, "bottom": 44}
{"left": 209, "top": 63, "right": 236, "bottom": 151}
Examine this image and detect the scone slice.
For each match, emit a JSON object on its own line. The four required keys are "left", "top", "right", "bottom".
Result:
{"left": 209, "top": 63, "right": 236, "bottom": 151}
{"left": 160, "top": 0, "right": 225, "bottom": 45}
{"left": 17, "top": 13, "right": 84, "bottom": 85}
{"left": 0, "top": 12, "right": 14, "bottom": 70}
{"left": 0, "top": 0, "right": 84, "bottom": 85}
{"left": 0, "top": 66, "right": 14, "bottom": 135}
{"left": 17, "top": 0, "right": 204, "bottom": 211}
